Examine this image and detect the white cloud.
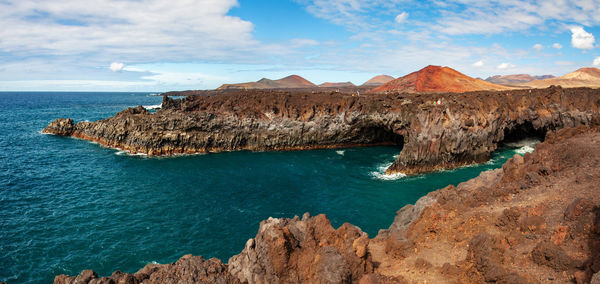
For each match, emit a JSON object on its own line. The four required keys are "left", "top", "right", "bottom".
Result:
{"left": 594, "top": 57, "right": 600, "bottom": 66}
{"left": 570, "top": 26, "right": 595, "bottom": 50}
{"left": 472, "top": 60, "right": 484, "bottom": 67}
{"left": 533, "top": 44, "right": 543, "bottom": 51}
{"left": 299, "top": 0, "right": 409, "bottom": 31}
{"left": 0, "top": 0, "right": 259, "bottom": 63}
{"left": 395, "top": 12, "right": 408, "bottom": 24}
{"left": 110, "top": 62, "right": 124, "bottom": 72}
{"left": 289, "top": 38, "right": 320, "bottom": 47}
{"left": 497, "top": 62, "right": 515, "bottom": 70}
{"left": 552, "top": 43, "right": 563, "bottom": 49}
{"left": 432, "top": 1, "right": 600, "bottom": 35}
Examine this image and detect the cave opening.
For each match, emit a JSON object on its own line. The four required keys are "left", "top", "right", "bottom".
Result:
{"left": 499, "top": 121, "right": 548, "bottom": 146}
{"left": 356, "top": 125, "right": 405, "bottom": 150}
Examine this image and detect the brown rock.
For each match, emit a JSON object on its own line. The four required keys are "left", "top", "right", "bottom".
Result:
{"left": 551, "top": 226, "right": 570, "bottom": 246}
{"left": 44, "top": 87, "right": 600, "bottom": 176}
{"left": 359, "top": 274, "right": 407, "bottom": 284}
{"left": 519, "top": 215, "right": 547, "bottom": 233}
{"left": 565, "top": 198, "right": 595, "bottom": 221}
{"left": 531, "top": 241, "right": 575, "bottom": 271}
{"left": 227, "top": 214, "right": 373, "bottom": 283}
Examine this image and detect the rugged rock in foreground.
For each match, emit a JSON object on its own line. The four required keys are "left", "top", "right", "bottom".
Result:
{"left": 55, "top": 126, "right": 600, "bottom": 283}
{"left": 44, "top": 87, "right": 600, "bottom": 175}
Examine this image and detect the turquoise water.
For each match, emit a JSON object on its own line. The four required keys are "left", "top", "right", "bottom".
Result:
{"left": 0, "top": 92, "right": 531, "bottom": 283}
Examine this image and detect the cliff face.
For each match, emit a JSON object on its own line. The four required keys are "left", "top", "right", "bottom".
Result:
{"left": 54, "top": 126, "right": 600, "bottom": 283}
{"left": 44, "top": 87, "right": 600, "bottom": 175}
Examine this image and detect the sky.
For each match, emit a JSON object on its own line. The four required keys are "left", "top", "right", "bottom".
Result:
{"left": 1, "top": 0, "right": 600, "bottom": 91}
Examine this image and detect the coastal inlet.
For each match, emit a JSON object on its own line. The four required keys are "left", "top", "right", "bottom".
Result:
{"left": 44, "top": 86, "right": 600, "bottom": 175}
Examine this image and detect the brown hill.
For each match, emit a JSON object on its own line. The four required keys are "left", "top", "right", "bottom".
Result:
{"left": 525, "top": 67, "right": 600, "bottom": 88}
{"left": 486, "top": 74, "right": 555, "bottom": 85}
{"left": 372, "top": 65, "right": 510, "bottom": 93}
{"left": 361, "top": 75, "right": 395, "bottom": 86}
{"left": 318, "top": 82, "right": 356, "bottom": 88}
{"left": 218, "top": 75, "right": 316, "bottom": 90}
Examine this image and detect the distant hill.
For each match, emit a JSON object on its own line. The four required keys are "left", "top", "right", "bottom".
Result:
{"left": 372, "top": 65, "right": 510, "bottom": 93}
{"left": 485, "top": 74, "right": 555, "bottom": 85}
{"left": 524, "top": 67, "right": 600, "bottom": 88}
{"left": 361, "top": 75, "right": 395, "bottom": 86}
{"left": 217, "top": 75, "right": 316, "bottom": 90}
{"left": 318, "top": 82, "right": 356, "bottom": 88}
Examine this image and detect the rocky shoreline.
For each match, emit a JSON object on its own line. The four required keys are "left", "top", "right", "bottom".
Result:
{"left": 44, "top": 86, "right": 600, "bottom": 175}
{"left": 55, "top": 125, "right": 600, "bottom": 283}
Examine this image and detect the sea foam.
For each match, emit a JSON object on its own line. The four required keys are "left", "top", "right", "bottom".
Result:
{"left": 370, "top": 162, "right": 406, "bottom": 180}
{"left": 143, "top": 104, "right": 162, "bottom": 110}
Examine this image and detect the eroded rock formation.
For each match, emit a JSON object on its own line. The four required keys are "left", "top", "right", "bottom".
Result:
{"left": 44, "top": 86, "right": 600, "bottom": 175}
{"left": 55, "top": 126, "right": 600, "bottom": 283}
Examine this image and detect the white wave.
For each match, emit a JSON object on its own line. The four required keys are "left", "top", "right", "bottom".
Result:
{"left": 336, "top": 150, "right": 345, "bottom": 156}
{"left": 114, "top": 149, "right": 148, "bottom": 157}
{"left": 515, "top": 145, "right": 535, "bottom": 154}
{"left": 505, "top": 138, "right": 540, "bottom": 149}
{"left": 143, "top": 104, "right": 162, "bottom": 110}
{"left": 370, "top": 162, "right": 407, "bottom": 180}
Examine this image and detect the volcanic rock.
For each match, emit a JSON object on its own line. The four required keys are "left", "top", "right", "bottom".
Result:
{"left": 55, "top": 126, "right": 600, "bottom": 283}
{"left": 372, "top": 65, "right": 510, "bottom": 93}
{"left": 43, "top": 86, "right": 600, "bottom": 175}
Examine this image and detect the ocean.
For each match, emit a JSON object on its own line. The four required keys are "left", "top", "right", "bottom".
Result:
{"left": 0, "top": 92, "right": 536, "bottom": 283}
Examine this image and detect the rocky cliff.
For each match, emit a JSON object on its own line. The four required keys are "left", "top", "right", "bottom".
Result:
{"left": 44, "top": 86, "right": 600, "bottom": 175}
{"left": 55, "top": 125, "right": 600, "bottom": 283}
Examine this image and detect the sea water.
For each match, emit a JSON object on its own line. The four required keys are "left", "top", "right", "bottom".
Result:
{"left": 0, "top": 92, "right": 537, "bottom": 283}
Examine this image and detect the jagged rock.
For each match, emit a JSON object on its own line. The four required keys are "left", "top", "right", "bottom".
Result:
{"left": 564, "top": 198, "right": 595, "bottom": 221}
{"left": 54, "top": 256, "right": 237, "bottom": 284}
{"left": 44, "top": 87, "right": 600, "bottom": 175}
{"left": 56, "top": 126, "right": 600, "bottom": 283}
{"left": 227, "top": 213, "right": 373, "bottom": 283}
{"left": 531, "top": 241, "right": 576, "bottom": 271}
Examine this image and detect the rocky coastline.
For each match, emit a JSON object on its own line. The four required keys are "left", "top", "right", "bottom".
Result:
{"left": 55, "top": 125, "right": 600, "bottom": 283}
{"left": 44, "top": 86, "right": 600, "bottom": 175}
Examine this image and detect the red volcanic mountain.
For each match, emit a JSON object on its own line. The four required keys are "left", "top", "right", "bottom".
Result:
{"left": 361, "top": 75, "right": 395, "bottom": 86}
{"left": 318, "top": 82, "right": 356, "bottom": 88}
{"left": 372, "top": 65, "right": 511, "bottom": 93}
{"left": 218, "top": 75, "right": 316, "bottom": 90}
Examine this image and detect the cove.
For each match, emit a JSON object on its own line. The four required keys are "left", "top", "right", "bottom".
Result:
{"left": 0, "top": 92, "right": 535, "bottom": 283}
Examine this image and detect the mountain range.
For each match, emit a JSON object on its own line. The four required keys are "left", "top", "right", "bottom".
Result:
{"left": 215, "top": 66, "right": 600, "bottom": 93}
{"left": 217, "top": 75, "right": 316, "bottom": 90}
{"left": 485, "top": 74, "right": 555, "bottom": 85}
{"left": 523, "top": 67, "right": 600, "bottom": 88}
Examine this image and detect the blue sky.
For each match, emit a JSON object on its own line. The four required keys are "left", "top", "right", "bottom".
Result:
{"left": 1, "top": 0, "right": 599, "bottom": 91}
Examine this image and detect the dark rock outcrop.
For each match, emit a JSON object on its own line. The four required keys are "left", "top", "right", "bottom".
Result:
{"left": 55, "top": 126, "right": 600, "bottom": 283}
{"left": 44, "top": 87, "right": 600, "bottom": 175}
